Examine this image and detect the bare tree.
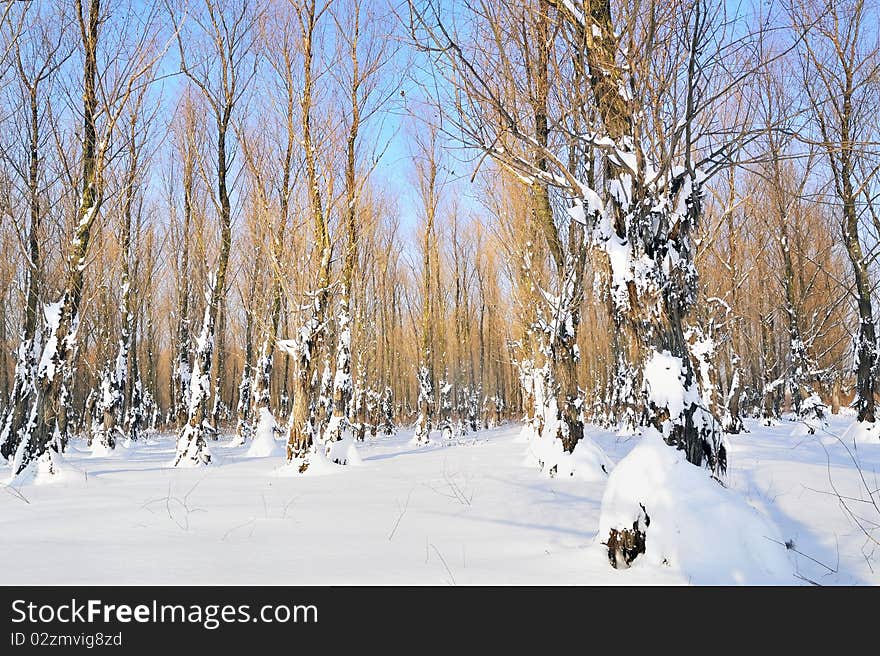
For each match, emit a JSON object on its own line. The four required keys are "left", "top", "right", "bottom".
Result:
{"left": 0, "top": 2, "right": 71, "bottom": 461}
{"left": 9, "top": 0, "right": 162, "bottom": 476}
{"left": 169, "top": 0, "right": 259, "bottom": 466}
{"left": 791, "top": 0, "right": 880, "bottom": 425}
{"left": 284, "top": 0, "right": 335, "bottom": 470}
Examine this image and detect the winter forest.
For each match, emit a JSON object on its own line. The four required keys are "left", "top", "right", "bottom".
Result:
{"left": 1, "top": 0, "right": 880, "bottom": 586}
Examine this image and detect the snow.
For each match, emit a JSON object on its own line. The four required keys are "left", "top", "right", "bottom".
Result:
{"left": 324, "top": 437, "right": 362, "bottom": 466}
{"left": 840, "top": 420, "right": 880, "bottom": 446}
{"left": 523, "top": 421, "right": 611, "bottom": 483}
{"left": 643, "top": 350, "right": 688, "bottom": 418}
{"left": 244, "top": 408, "right": 285, "bottom": 458}
{"left": 1, "top": 416, "right": 878, "bottom": 584}
{"left": 89, "top": 438, "right": 116, "bottom": 458}
{"left": 37, "top": 300, "right": 64, "bottom": 382}
{"left": 6, "top": 449, "right": 86, "bottom": 487}
{"left": 597, "top": 428, "right": 795, "bottom": 584}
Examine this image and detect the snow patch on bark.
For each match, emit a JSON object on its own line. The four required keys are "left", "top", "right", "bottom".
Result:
{"left": 643, "top": 350, "right": 693, "bottom": 419}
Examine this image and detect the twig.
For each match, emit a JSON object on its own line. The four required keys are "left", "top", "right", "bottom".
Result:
{"left": 281, "top": 496, "right": 300, "bottom": 520}
{"left": 388, "top": 488, "right": 414, "bottom": 541}
{"left": 764, "top": 536, "right": 837, "bottom": 574}
{"left": 795, "top": 573, "right": 822, "bottom": 586}
{"left": 3, "top": 484, "right": 31, "bottom": 504}
{"left": 221, "top": 518, "right": 256, "bottom": 541}
{"left": 428, "top": 543, "right": 456, "bottom": 585}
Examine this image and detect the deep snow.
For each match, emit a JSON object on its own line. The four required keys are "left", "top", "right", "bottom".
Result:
{"left": 1, "top": 414, "right": 878, "bottom": 585}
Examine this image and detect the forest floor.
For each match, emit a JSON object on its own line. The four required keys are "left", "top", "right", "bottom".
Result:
{"left": 2, "top": 414, "right": 878, "bottom": 585}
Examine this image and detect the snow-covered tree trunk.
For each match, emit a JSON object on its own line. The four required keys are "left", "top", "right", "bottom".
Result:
{"left": 143, "top": 387, "right": 158, "bottom": 434}
{"left": 759, "top": 312, "right": 782, "bottom": 424}
{"left": 792, "top": 0, "right": 879, "bottom": 425}
{"left": 326, "top": 1, "right": 367, "bottom": 447}
{"left": 0, "top": 338, "right": 39, "bottom": 462}
{"left": 414, "top": 365, "right": 433, "bottom": 446}
{"left": 246, "top": 204, "right": 287, "bottom": 439}
{"left": 521, "top": 7, "right": 590, "bottom": 455}
{"left": 353, "top": 364, "right": 367, "bottom": 441}
{"left": 381, "top": 386, "right": 395, "bottom": 435}
{"left": 723, "top": 356, "right": 745, "bottom": 434}
{"left": 844, "top": 202, "right": 877, "bottom": 424}
{"left": 326, "top": 301, "right": 353, "bottom": 444}
{"left": 173, "top": 114, "right": 234, "bottom": 466}
{"left": 438, "top": 371, "right": 452, "bottom": 438}
{"left": 125, "top": 376, "right": 145, "bottom": 444}
{"left": 284, "top": 314, "right": 322, "bottom": 467}
{"left": 11, "top": 0, "right": 106, "bottom": 475}
{"left": 249, "top": 227, "right": 286, "bottom": 435}
{"left": 115, "top": 90, "right": 149, "bottom": 444}
{"left": 235, "top": 365, "right": 253, "bottom": 443}
{"left": 569, "top": 2, "right": 724, "bottom": 471}
{"left": 171, "top": 0, "right": 254, "bottom": 463}
{"left": 0, "top": 20, "right": 53, "bottom": 463}
{"left": 172, "top": 118, "right": 195, "bottom": 428}
{"left": 235, "top": 287, "right": 256, "bottom": 443}
{"left": 174, "top": 293, "right": 216, "bottom": 467}
{"left": 536, "top": 254, "right": 587, "bottom": 453}
{"left": 209, "top": 298, "right": 228, "bottom": 436}
{"left": 284, "top": 0, "right": 332, "bottom": 471}
{"left": 91, "top": 359, "right": 121, "bottom": 451}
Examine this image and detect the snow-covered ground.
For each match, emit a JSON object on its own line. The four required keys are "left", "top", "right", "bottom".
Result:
{"left": 1, "top": 415, "right": 878, "bottom": 585}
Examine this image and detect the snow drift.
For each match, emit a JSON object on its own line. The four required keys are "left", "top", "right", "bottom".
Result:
{"left": 6, "top": 450, "right": 86, "bottom": 487}
{"left": 597, "top": 429, "right": 796, "bottom": 584}
{"left": 841, "top": 421, "right": 880, "bottom": 446}
{"left": 245, "top": 408, "right": 286, "bottom": 458}
{"left": 524, "top": 423, "right": 611, "bottom": 482}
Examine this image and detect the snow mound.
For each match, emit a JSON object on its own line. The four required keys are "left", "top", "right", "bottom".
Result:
{"left": 171, "top": 425, "right": 214, "bottom": 468}
{"left": 8, "top": 450, "right": 86, "bottom": 487}
{"left": 597, "top": 429, "right": 796, "bottom": 584}
{"left": 524, "top": 430, "right": 611, "bottom": 482}
{"left": 841, "top": 421, "right": 880, "bottom": 446}
{"left": 245, "top": 408, "right": 285, "bottom": 458}
{"left": 89, "top": 439, "right": 116, "bottom": 458}
{"left": 324, "top": 437, "right": 362, "bottom": 466}
{"left": 513, "top": 424, "right": 533, "bottom": 443}
{"left": 271, "top": 448, "right": 347, "bottom": 477}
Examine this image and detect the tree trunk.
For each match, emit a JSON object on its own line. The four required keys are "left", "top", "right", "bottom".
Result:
{"left": 11, "top": 0, "right": 104, "bottom": 475}
{"left": 174, "top": 107, "right": 234, "bottom": 466}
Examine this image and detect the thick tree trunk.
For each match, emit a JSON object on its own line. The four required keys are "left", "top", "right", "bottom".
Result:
{"left": 11, "top": 0, "right": 103, "bottom": 475}
{"left": 0, "top": 86, "right": 44, "bottom": 461}
{"left": 558, "top": 0, "right": 722, "bottom": 469}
